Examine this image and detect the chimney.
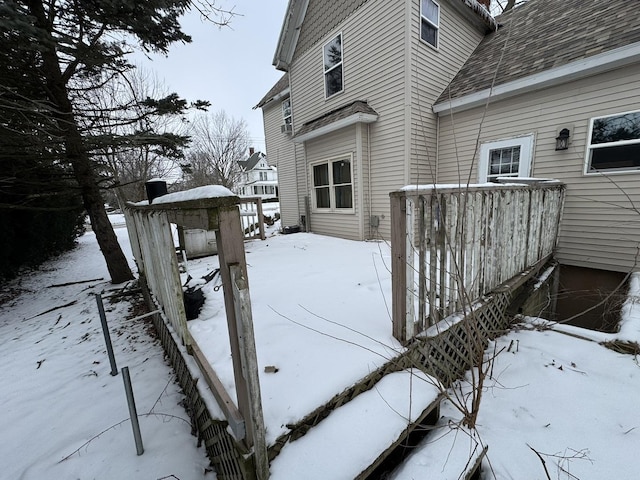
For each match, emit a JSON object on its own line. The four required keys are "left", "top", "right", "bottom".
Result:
{"left": 249, "top": 147, "right": 255, "bottom": 156}
{"left": 477, "top": 0, "right": 491, "bottom": 9}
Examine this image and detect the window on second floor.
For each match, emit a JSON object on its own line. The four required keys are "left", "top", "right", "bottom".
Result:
{"left": 282, "top": 98, "right": 292, "bottom": 127}
{"left": 586, "top": 110, "right": 640, "bottom": 174}
{"left": 323, "top": 33, "right": 343, "bottom": 98}
{"left": 259, "top": 171, "right": 268, "bottom": 181}
{"left": 420, "top": 0, "right": 439, "bottom": 48}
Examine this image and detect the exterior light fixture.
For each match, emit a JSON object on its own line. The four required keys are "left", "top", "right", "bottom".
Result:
{"left": 555, "top": 128, "right": 570, "bottom": 151}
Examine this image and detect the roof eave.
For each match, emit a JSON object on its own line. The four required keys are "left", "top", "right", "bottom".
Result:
{"left": 293, "top": 112, "right": 378, "bottom": 144}
{"left": 273, "top": 0, "right": 309, "bottom": 72}
{"left": 434, "top": 41, "right": 640, "bottom": 115}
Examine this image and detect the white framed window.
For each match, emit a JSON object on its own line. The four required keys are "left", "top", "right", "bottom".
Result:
{"left": 282, "top": 98, "right": 292, "bottom": 127}
{"left": 259, "top": 171, "right": 267, "bottom": 181}
{"left": 479, "top": 135, "right": 534, "bottom": 183}
{"left": 585, "top": 109, "right": 640, "bottom": 174}
{"left": 311, "top": 155, "right": 353, "bottom": 212}
{"left": 323, "top": 33, "right": 343, "bottom": 98}
{"left": 420, "top": 0, "right": 440, "bottom": 48}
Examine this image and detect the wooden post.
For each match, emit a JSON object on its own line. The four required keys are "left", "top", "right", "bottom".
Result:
{"left": 390, "top": 192, "right": 407, "bottom": 342}
{"left": 231, "top": 265, "right": 269, "bottom": 480}
{"left": 256, "top": 198, "right": 266, "bottom": 240}
{"left": 216, "top": 205, "right": 268, "bottom": 480}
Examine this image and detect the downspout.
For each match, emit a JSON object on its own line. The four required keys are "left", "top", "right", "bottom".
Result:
{"left": 356, "top": 123, "right": 365, "bottom": 240}
{"left": 435, "top": 115, "right": 440, "bottom": 184}
{"left": 368, "top": 124, "right": 372, "bottom": 238}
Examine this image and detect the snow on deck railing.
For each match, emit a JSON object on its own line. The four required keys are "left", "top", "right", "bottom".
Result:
{"left": 390, "top": 180, "right": 566, "bottom": 342}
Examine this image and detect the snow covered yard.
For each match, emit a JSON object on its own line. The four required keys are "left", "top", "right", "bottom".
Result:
{"left": 184, "top": 232, "right": 402, "bottom": 445}
{"left": 392, "top": 323, "right": 640, "bottom": 480}
{"left": 0, "top": 225, "right": 214, "bottom": 480}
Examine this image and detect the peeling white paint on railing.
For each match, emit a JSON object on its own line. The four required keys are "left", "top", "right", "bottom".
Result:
{"left": 391, "top": 181, "right": 566, "bottom": 342}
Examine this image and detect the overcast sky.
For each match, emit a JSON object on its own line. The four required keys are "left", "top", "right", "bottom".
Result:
{"left": 133, "top": 1, "right": 289, "bottom": 154}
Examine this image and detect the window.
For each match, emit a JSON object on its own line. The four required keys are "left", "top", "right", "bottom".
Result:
{"left": 323, "top": 33, "right": 343, "bottom": 98}
{"left": 586, "top": 110, "right": 640, "bottom": 173}
{"left": 420, "top": 0, "right": 439, "bottom": 48}
{"left": 311, "top": 156, "right": 353, "bottom": 211}
{"left": 479, "top": 135, "right": 534, "bottom": 182}
{"left": 259, "top": 171, "right": 268, "bottom": 181}
{"left": 282, "top": 98, "right": 292, "bottom": 127}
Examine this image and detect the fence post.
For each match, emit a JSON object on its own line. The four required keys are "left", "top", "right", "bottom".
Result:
{"left": 95, "top": 293, "right": 118, "bottom": 376}
{"left": 391, "top": 192, "right": 408, "bottom": 342}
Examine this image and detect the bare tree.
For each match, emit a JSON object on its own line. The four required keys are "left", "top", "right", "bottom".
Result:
{"left": 180, "top": 111, "right": 248, "bottom": 190}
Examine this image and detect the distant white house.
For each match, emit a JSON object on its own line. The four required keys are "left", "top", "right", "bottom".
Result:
{"left": 236, "top": 148, "right": 278, "bottom": 199}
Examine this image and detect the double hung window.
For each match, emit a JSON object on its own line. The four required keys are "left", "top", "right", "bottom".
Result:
{"left": 586, "top": 110, "right": 640, "bottom": 173}
{"left": 312, "top": 156, "right": 353, "bottom": 211}
{"left": 323, "top": 33, "right": 343, "bottom": 98}
{"left": 420, "top": 0, "right": 440, "bottom": 48}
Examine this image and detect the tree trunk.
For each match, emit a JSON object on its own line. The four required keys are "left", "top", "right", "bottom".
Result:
{"left": 28, "top": 0, "right": 134, "bottom": 284}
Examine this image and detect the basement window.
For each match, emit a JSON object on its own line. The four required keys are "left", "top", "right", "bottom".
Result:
{"left": 420, "top": 0, "right": 440, "bottom": 48}
{"left": 586, "top": 110, "right": 640, "bottom": 174}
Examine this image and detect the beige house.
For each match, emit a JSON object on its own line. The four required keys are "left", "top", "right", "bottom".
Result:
{"left": 258, "top": 0, "right": 640, "bottom": 275}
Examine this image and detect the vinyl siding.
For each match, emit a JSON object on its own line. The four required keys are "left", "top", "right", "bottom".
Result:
{"left": 409, "top": 0, "right": 484, "bottom": 187}
{"left": 304, "top": 125, "right": 361, "bottom": 240}
{"left": 436, "top": 64, "right": 640, "bottom": 272}
{"left": 290, "top": 0, "right": 407, "bottom": 240}
{"left": 262, "top": 96, "right": 299, "bottom": 228}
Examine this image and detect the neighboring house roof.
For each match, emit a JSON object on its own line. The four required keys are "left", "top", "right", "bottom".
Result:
{"left": 273, "top": 0, "right": 497, "bottom": 71}
{"left": 293, "top": 100, "right": 378, "bottom": 143}
{"left": 255, "top": 74, "right": 290, "bottom": 109}
{"left": 434, "top": 0, "right": 640, "bottom": 113}
{"left": 238, "top": 152, "right": 266, "bottom": 171}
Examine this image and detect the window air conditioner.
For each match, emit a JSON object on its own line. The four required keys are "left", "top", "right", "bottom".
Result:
{"left": 281, "top": 124, "right": 293, "bottom": 134}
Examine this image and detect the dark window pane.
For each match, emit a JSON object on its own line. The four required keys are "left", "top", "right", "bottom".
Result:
{"left": 421, "top": 19, "right": 437, "bottom": 46}
{"left": 335, "top": 185, "right": 352, "bottom": 209}
{"left": 333, "top": 160, "right": 351, "bottom": 184}
{"left": 313, "top": 164, "right": 329, "bottom": 186}
{"left": 323, "top": 35, "right": 342, "bottom": 71}
{"left": 315, "top": 187, "right": 330, "bottom": 208}
{"left": 325, "top": 65, "right": 343, "bottom": 97}
{"left": 590, "top": 143, "right": 640, "bottom": 171}
{"left": 591, "top": 112, "right": 640, "bottom": 145}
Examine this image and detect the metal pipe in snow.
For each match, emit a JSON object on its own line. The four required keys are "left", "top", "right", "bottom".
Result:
{"left": 95, "top": 293, "right": 118, "bottom": 376}
{"left": 122, "top": 366, "right": 144, "bottom": 455}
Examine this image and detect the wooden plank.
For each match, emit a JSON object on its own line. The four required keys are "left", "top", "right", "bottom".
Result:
{"left": 390, "top": 192, "right": 408, "bottom": 342}
{"left": 190, "top": 339, "right": 246, "bottom": 440}
{"left": 231, "top": 265, "right": 269, "bottom": 480}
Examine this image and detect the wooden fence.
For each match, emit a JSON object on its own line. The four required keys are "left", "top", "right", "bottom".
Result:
{"left": 390, "top": 181, "right": 565, "bottom": 342}
{"left": 239, "top": 197, "right": 266, "bottom": 240}
{"left": 124, "top": 193, "right": 269, "bottom": 480}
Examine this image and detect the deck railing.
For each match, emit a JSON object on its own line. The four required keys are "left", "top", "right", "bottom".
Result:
{"left": 390, "top": 181, "right": 565, "bottom": 342}
{"left": 239, "top": 197, "right": 266, "bottom": 240}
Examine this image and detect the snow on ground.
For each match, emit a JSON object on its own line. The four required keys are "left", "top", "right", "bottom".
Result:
{"left": 0, "top": 223, "right": 213, "bottom": 480}
{"left": 3, "top": 206, "right": 640, "bottom": 479}
{"left": 392, "top": 325, "right": 640, "bottom": 479}
{"left": 185, "top": 230, "right": 402, "bottom": 445}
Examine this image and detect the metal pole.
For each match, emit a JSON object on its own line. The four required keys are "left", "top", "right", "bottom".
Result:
{"left": 122, "top": 366, "right": 144, "bottom": 455}
{"left": 95, "top": 293, "right": 118, "bottom": 376}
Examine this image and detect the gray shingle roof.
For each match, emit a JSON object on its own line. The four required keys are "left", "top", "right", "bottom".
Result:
{"left": 238, "top": 152, "right": 266, "bottom": 171}
{"left": 294, "top": 100, "right": 378, "bottom": 138}
{"left": 255, "top": 74, "right": 289, "bottom": 109}
{"left": 435, "top": 0, "right": 640, "bottom": 105}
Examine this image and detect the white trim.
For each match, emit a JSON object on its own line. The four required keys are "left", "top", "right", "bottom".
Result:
{"left": 584, "top": 108, "right": 640, "bottom": 175}
{"left": 478, "top": 134, "right": 535, "bottom": 183}
{"left": 293, "top": 112, "right": 378, "bottom": 143}
{"left": 273, "top": 0, "right": 309, "bottom": 71}
{"left": 323, "top": 32, "right": 344, "bottom": 99}
{"left": 434, "top": 42, "right": 640, "bottom": 114}
{"left": 309, "top": 154, "right": 355, "bottom": 214}
{"left": 419, "top": 0, "right": 440, "bottom": 50}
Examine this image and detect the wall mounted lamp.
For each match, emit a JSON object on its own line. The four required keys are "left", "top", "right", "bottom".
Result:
{"left": 555, "top": 128, "right": 570, "bottom": 151}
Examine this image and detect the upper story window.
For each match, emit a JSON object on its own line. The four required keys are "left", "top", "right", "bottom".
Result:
{"left": 586, "top": 110, "right": 640, "bottom": 174}
{"left": 420, "top": 0, "right": 440, "bottom": 48}
{"left": 259, "top": 171, "right": 268, "bottom": 181}
{"left": 479, "top": 135, "right": 534, "bottom": 182}
{"left": 323, "top": 33, "right": 343, "bottom": 98}
{"left": 282, "top": 98, "right": 292, "bottom": 127}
